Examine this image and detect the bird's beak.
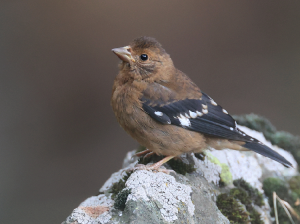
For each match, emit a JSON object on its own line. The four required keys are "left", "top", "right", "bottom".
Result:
{"left": 111, "top": 46, "right": 135, "bottom": 63}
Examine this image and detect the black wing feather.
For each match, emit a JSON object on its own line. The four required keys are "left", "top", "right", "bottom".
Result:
{"left": 142, "top": 91, "right": 251, "bottom": 142}
{"left": 242, "top": 142, "right": 292, "bottom": 168}
{"left": 142, "top": 103, "right": 171, "bottom": 125}
{"left": 141, "top": 90, "right": 293, "bottom": 168}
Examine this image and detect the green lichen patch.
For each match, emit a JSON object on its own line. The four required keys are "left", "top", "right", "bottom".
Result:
{"left": 203, "top": 151, "right": 232, "bottom": 186}
{"left": 233, "top": 114, "right": 300, "bottom": 171}
{"left": 114, "top": 189, "right": 131, "bottom": 211}
{"left": 233, "top": 178, "right": 264, "bottom": 206}
{"left": 219, "top": 163, "right": 233, "bottom": 186}
{"left": 263, "top": 177, "right": 300, "bottom": 223}
{"left": 110, "top": 171, "right": 133, "bottom": 199}
{"left": 217, "top": 193, "right": 249, "bottom": 224}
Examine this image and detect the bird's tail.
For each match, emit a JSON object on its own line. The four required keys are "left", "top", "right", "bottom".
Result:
{"left": 242, "top": 142, "right": 293, "bottom": 168}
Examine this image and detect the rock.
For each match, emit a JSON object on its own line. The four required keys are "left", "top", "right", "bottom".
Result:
{"left": 63, "top": 118, "right": 299, "bottom": 224}
{"left": 64, "top": 169, "right": 229, "bottom": 224}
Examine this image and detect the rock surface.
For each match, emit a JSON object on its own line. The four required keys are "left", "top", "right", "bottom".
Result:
{"left": 63, "top": 123, "right": 299, "bottom": 224}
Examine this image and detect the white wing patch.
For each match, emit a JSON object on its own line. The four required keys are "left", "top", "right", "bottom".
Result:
{"left": 189, "top": 110, "right": 197, "bottom": 118}
{"left": 196, "top": 111, "right": 203, "bottom": 116}
{"left": 178, "top": 114, "right": 191, "bottom": 127}
{"left": 210, "top": 99, "right": 218, "bottom": 106}
{"left": 154, "top": 111, "right": 163, "bottom": 116}
{"left": 222, "top": 109, "right": 228, "bottom": 114}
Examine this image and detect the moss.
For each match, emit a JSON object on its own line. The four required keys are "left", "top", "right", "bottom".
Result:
{"left": 287, "top": 176, "right": 300, "bottom": 223}
{"left": 110, "top": 171, "right": 133, "bottom": 199}
{"left": 289, "top": 175, "right": 300, "bottom": 196}
{"left": 114, "top": 189, "right": 131, "bottom": 211}
{"left": 232, "top": 114, "right": 277, "bottom": 140}
{"left": 230, "top": 188, "right": 251, "bottom": 205}
{"left": 263, "top": 177, "right": 288, "bottom": 201}
{"left": 217, "top": 193, "right": 249, "bottom": 224}
{"left": 263, "top": 177, "right": 300, "bottom": 223}
{"left": 248, "top": 207, "right": 264, "bottom": 224}
{"left": 138, "top": 153, "right": 195, "bottom": 175}
{"left": 233, "top": 178, "right": 264, "bottom": 206}
{"left": 138, "top": 153, "right": 163, "bottom": 165}
{"left": 271, "top": 131, "right": 300, "bottom": 152}
{"left": 218, "top": 177, "right": 226, "bottom": 188}
{"left": 217, "top": 179, "right": 264, "bottom": 223}
{"left": 167, "top": 158, "right": 195, "bottom": 175}
{"left": 194, "top": 152, "right": 205, "bottom": 161}
{"left": 228, "top": 187, "right": 263, "bottom": 224}
{"left": 233, "top": 114, "right": 300, "bottom": 171}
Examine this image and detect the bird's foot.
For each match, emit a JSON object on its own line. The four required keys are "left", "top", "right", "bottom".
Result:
{"left": 133, "top": 163, "right": 174, "bottom": 174}
{"left": 132, "top": 155, "right": 176, "bottom": 174}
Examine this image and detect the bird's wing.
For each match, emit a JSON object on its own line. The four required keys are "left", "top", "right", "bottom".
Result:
{"left": 142, "top": 89, "right": 252, "bottom": 142}
{"left": 141, "top": 86, "right": 293, "bottom": 168}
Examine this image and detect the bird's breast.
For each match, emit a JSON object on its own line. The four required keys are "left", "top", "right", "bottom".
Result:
{"left": 111, "top": 81, "right": 144, "bottom": 126}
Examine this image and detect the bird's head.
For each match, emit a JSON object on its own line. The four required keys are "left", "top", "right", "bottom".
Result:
{"left": 112, "top": 37, "right": 174, "bottom": 80}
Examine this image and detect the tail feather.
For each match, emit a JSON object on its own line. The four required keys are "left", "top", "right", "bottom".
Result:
{"left": 242, "top": 142, "right": 293, "bottom": 168}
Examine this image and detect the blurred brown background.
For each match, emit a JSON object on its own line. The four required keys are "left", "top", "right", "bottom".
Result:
{"left": 1, "top": 1, "right": 300, "bottom": 223}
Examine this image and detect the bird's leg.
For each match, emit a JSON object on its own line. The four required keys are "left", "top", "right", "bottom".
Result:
{"left": 147, "top": 155, "right": 174, "bottom": 170}
{"left": 134, "top": 149, "right": 151, "bottom": 157}
{"left": 134, "top": 155, "right": 175, "bottom": 174}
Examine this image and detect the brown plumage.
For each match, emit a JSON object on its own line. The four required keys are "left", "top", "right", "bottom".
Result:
{"left": 111, "top": 36, "right": 292, "bottom": 170}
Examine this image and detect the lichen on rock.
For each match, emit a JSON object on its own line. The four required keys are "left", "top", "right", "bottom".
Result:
{"left": 64, "top": 195, "right": 114, "bottom": 224}
{"left": 125, "top": 170, "right": 195, "bottom": 222}
{"left": 113, "top": 189, "right": 131, "bottom": 211}
{"left": 63, "top": 114, "right": 299, "bottom": 224}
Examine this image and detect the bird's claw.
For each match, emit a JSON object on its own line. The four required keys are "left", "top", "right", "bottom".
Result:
{"left": 132, "top": 164, "right": 175, "bottom": 174}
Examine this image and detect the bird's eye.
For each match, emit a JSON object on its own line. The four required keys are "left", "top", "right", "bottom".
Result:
{"left": 140, "top": 54, "right": 148, "bottom": 61}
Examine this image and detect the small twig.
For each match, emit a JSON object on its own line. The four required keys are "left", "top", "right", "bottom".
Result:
{"left": 279, "top": 198, "right": 300, "bottom": 221}
{"left": 273, "top": 191, "right": 300, "bottom": 224}
{"left": 276, "top": 196, "right": 295, "bottom": 224}
{"left": 273, "top": 192, "right": 279, "bottom": 224}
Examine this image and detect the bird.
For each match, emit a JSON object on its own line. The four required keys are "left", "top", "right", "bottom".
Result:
{"left": 111, "top": 36, "right": 292, "bottom": 170}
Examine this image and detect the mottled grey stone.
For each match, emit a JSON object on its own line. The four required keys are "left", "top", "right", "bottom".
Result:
{"left": 63, "top": 124, "right": 298, "bottom": 224}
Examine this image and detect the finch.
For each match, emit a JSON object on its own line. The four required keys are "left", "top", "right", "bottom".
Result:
{"left": 111, "top": 36, "right": 292, "bottom": 170}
